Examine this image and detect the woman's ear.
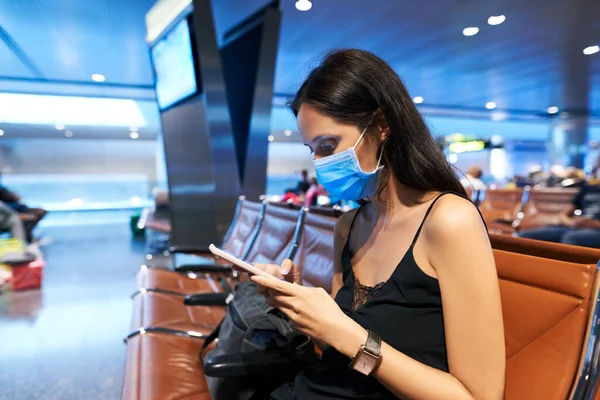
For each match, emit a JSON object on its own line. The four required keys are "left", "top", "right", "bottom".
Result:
{"left": 375, "top": 110, "right": 390, "bottom": 142}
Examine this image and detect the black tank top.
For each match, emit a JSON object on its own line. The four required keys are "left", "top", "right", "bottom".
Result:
{"left": 271, "top": 193, "right": 452, "bottom": 400}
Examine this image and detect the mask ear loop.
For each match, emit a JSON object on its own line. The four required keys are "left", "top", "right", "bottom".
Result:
{"left": 375, "top": 145, "right": 384, "bottom": 169}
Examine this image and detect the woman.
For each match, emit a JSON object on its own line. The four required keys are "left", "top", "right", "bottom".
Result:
{"left": 252, "top": 49, "right": 505, "bottom": 399}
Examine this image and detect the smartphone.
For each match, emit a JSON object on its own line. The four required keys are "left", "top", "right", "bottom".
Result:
{"left": 208, "top": 244, "right": 275, "bottom": 280}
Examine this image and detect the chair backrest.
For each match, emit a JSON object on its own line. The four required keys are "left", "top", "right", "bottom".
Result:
{"left": 494, "top": 248, "right": 598, "bottom": 399}
{"left": 518, "top": 188, "right": 578, "bottom": 231}
{"left": 222, "top": 199, "right": 265, "bottom": 258}
{"left": 490, "top": 234, "right": 600, "bottom": 265}
{"left": 478, "top": 189, "right": 524, "bottom": 233}
{"left": 292, "top": 211, "right": 337, "bottom": 293}
{"left": 244, "top": 204, "right": 303, "bottom": 265}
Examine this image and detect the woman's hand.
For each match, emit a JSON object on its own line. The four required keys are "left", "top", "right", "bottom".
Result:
{"left": 239, "top": 259, "right": 303, "bottom": 304}
{"left": 250, "top": 274, "right": 366, "bottom": 353}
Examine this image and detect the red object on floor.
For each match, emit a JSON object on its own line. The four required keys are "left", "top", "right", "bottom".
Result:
{"left": 10, "top": 259, "right": 44, "bottom": 290}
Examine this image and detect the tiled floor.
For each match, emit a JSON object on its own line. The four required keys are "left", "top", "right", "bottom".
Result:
{"left": 0, "top": 211, "right": 147, "bottom": 400}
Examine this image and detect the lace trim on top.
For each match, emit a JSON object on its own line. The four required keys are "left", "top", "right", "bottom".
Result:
{"left": 352, "top": 275, "right": 386, "bottom": 311}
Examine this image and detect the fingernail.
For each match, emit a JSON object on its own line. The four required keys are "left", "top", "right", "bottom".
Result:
{"left": 280, "top": 268, "right": 288, "bottom": 275}
{"left": 251, "top": 276, "right": 260, "bottom": 283}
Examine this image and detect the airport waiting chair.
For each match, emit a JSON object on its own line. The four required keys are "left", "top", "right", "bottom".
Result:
{"left": 478, "top": 188, "right": 525, "bottom": 234}
{"left": 121, "top": 205, "right": 340, "bottom": 400}
{"left": 126, "top": 204, "right": 306, "bottom": 340}
{"left": 494, "top": 248, "right": 599, "bottom": 399}
{"left": 514, "top": 188, "right": 578, "bottom": 232}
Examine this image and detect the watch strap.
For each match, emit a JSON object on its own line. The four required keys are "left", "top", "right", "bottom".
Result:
{"left": 364, "top": 330, "right": 381, "bottom": 356}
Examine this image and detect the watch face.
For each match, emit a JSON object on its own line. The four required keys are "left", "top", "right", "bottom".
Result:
{"left": 353, "top": 350, "right": 380, "bottom": 375}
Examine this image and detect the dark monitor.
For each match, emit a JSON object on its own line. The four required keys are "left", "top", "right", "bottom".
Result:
{"left": 151, "top": 16, "right": 199, "bottom": 110}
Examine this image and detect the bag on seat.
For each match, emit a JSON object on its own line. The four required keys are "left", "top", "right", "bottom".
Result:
{"left": 203, "top": 281, "right": 317, "bottom": 400}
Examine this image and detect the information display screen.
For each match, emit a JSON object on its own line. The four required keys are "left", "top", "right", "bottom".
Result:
{"left": 151, "top": 18, "right": 198, "bottom": 110}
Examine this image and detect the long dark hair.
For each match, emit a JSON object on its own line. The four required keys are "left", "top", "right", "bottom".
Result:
{"left": 289, "top": 49, "right": 466, "bottom": 198}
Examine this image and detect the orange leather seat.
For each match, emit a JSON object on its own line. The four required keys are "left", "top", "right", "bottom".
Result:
{"left": 495, "top": 248, "right": 599, "bottom": 399}
{"left": 479, "top": 189, "right": 524, "bottom": 234}
{"left": 490, "top": 233, "right": 600, "bottom": 265}
{"left": 517, "top": 188, "right": 578, "bottom": 232}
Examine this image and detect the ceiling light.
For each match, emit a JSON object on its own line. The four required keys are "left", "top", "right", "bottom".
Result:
{"left": 284, "top": 129, "right": 292, "bottom": 136}
{"left": 0, "top": 129, "right": 4, "bottom": 136}
{"left": 268, "top": 135, "right": 275, "bottom": 142}
{"left": 583, "top": 45, "right": 599, "bottom": 55}
{"left": 488, "top": 15, "right": 506, "bottom": 25}
{"left": 485, "top": 101, "right": 497, "bottom": 110}
{"left": 448, "top": 153, "right": 458, "bottom": 164}
{"left": 413, "top": 96, "right": 424, "bottom": 104}
{"left": 547, "top": 106, "right": 559, "bottom": 114}
{"left": 129, "top": 126, "right": 138, "bottom": 132}
{"left": 65, "top": 130, "right": 73, "bottom": 137}
{"left": 130, "top": 131, "right": 139, "bottom": 139}
{"left": 462, "top": 27, "right": 479, "bottom": 37}
{"left": 55, "top": 124, "right": 65, "bottom": 130}
{"left": 295, "top": 0, "right": 312, "bottom": 11}
{"left": 91, "top": 74, "right": 106, "bottom": 82}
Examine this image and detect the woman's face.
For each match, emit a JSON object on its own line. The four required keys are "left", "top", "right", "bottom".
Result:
{"left": 297, "top": 105, "right": 380, "bottom": 172}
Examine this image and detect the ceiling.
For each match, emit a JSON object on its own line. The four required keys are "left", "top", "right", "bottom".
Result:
{"left": 0, "top": 0, "right": 599, "bottom": 116}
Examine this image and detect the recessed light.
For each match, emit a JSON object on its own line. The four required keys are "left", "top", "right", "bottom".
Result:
{"left": 91, "top": 74, "right": 106, "bottom": 82}
{"left": 488, "top": 15, "right": 506, "bottom": 25}
{"left": 55, "top": 124, "right": 65, "bottom": 130}
{"left": 65, "top": 130, "right": 73, "bottom": 137}
{"left": 462, "top": 27, "right": 479, "bottom": 36}
{"left": 547, "top": 106, "right": 559, "bottom": 114}
{"left": 295, "top": 0, "right": 312, "bottom": 11}
{"left": 130, "top": 131, "right": 139, "bottom": 139}
{"left": 485, "top": 101, "right": 497, "bottom": 110}
{"left": 583, "top": 45, "right": 599, "bottom": 55}
{"left": 413, "top": 96, "right": 424, "bottom": 104}
{"left": 284, "top": 129, "right": 292, "bottom": 136}
{"left": 449, "top": 154, "right": 458, "bottom": 164}
{"left": 0, "top": 129, "right": 4, "bottom": 136}
{"left": 268, "top": 135, "right": 275, "bottom": 142}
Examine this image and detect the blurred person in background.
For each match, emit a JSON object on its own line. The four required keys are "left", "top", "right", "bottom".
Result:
{"left": 460, "top": 165, "right": 486, "bottom": 190}
{"left": 296, "top": 169, "right": 311, "bottom": 195}
{"left": 0, "top": 202, "right": 27, "bottom": 243}
{"left": 0, "top": 185, "right": 47, "bottom": 242}
{"left": 304, "top": 177, "right": 326, "bottom": 206}
{"left": 519, "top": 181, "right": 600, "bottom": 248}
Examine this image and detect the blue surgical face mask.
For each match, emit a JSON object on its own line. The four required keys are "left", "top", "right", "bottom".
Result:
{"left": 313, "top": 128, "right": 383, "bottom": 202}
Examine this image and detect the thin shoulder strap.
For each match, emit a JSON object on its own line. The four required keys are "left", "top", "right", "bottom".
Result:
{"left": 410, "top": 191, "right": 453, "bottom": 248}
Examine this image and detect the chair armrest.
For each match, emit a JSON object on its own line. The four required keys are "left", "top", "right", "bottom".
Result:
{"left": 184, "top": 292, "right": 231, "bottom": 306}
{"left": 175, "top": 264, "right": 232, "bottom": 273}
{"left": 169, "top": 246, "right": 211, "bottom": 254}
{"left": 492, "top": 218, "right": 515, "bottom": 226}
{"left": 204, "top": 350, "right": 302, "bottom": 377}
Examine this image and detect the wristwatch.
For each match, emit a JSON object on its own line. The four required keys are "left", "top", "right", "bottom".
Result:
{"left": 349, "top": 330, "right": 382, "bottom": 376}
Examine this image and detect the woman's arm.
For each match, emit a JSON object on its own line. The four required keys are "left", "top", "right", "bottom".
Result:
{"left": 330, "top": 196, "right": 505, "bottom": 399}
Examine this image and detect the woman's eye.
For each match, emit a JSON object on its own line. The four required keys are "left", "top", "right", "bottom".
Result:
{"left": 317, "top": 140, "right": 338, "bottom": 157}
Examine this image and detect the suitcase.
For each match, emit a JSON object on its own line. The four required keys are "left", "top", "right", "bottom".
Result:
{"left": 10, "top": 259, "right": 44, "bottom": 290}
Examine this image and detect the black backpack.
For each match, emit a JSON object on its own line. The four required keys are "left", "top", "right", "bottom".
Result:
{"left": 202, "top": 281, "right": 317, "bottom": 400}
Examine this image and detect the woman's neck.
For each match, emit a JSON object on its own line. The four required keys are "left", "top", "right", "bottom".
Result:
{"left": 369, "top": 172, "right": 433, "bottom": 218}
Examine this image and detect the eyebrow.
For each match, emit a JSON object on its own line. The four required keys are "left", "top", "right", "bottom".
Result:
{"left": 307, "top": 134, "right": 336, "bottom": 145}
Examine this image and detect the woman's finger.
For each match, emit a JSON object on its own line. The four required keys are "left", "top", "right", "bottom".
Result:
{"left": 250, "top": 275, "right": 300, "bottom": 295}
